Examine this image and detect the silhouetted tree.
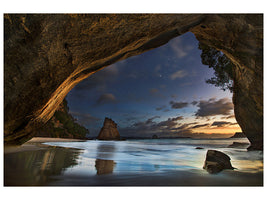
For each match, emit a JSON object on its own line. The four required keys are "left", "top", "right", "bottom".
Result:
{"left": 198, "top": 43, "right": 234, "bottom": 92}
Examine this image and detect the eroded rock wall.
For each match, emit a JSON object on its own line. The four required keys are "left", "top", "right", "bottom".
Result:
{"left": 191, "top": 15, "right": 263, "bottom": 150}
{"left": 4, "top": 14, "right": 263, "bottom": 149}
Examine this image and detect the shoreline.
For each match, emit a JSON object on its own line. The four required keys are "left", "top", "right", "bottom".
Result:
{"left": 4, "top": 137, "right": 87, "bottom": 154}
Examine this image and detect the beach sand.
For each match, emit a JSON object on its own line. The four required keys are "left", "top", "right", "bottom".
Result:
{"left": 4, "top": 137, "right": 87, "bottom": 154}
{"left": 4, "top": 137, "right": 263, "bottom": 186}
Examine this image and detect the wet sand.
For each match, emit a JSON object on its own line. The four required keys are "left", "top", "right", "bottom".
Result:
{"left": 4, "top": 138, "right": 263, "bottom": 186}
{"left": 4, "top": 137, "right": 87, "bottom": 154}
{"left": 48, "top": 169, "right": 263, "bottom": 186}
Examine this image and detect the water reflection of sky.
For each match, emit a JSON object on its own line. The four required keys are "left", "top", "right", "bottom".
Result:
{"left": 48, "top": 138, "right": 263, "bottom": 177}
{"left": 5, "top": 138, "right": 263, "bottom": 186}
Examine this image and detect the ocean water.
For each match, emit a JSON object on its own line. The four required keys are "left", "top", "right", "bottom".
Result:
{"left": 4, "top": 138, "right": 263, "bottom": 186}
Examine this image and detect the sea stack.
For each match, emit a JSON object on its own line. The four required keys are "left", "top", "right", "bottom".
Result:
{"left": 97, "top": 118, "right": 120, "bottom": 140}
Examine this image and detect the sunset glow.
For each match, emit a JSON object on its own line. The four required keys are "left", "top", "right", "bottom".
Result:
{"left": 67, "top": 32, "right": 241, "bottom": 138}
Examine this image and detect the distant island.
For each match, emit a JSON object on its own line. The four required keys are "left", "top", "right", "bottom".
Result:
{"left": 121, "top": 136, "right": 191, "bottom": 140}
{"left": 230, "top": 132, "right": 246, "bottom": 138}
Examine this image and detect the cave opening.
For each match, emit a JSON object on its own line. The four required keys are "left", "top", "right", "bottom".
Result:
{"left": 4, "top": 14, "right": 263, "bottom": 186}
{"left": 62, "top": 32, "right": 242, "bottom": 139}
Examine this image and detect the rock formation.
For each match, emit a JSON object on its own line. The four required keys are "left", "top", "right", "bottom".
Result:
{"left": 35, "top": 99, "right": 89, "bottom": 139}
{"left": 230, "top": 132, "right": 246, "bottom": 138}
{"left": 228, "top": 142, "right": 250, "bottom": 148}
{"left": 152, "top": 134, "right": 159, "bottom": 139}
{"left": 203, "top": 150, "right": 234, "bottom": 174}
{"left": 97, "top": 118, "right": 120, "bottom": 140}
{"left": 4, "top": 14, "right": 263, "bottom": 149}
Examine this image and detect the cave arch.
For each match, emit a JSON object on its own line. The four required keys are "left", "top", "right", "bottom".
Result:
{"left": 4, "top": 14, "right": 263, "bottom": 150}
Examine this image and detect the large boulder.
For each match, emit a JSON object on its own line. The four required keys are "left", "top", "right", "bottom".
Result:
{"left": 203, "top": 150, "right": 234, "bottom": 174}
{"left": 97, "top": 118, "right": 120, "bottom": 140}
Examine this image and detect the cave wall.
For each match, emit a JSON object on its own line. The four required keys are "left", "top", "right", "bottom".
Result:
{"left": 4, "top": 14, "right": 263, "bottom": 149}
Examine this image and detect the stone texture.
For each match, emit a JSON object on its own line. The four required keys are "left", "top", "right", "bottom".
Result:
{"left": 4, "top": 14, "right": 263, "bottom": 149}
{"left": 152, "top": 134, "right": 159, "bottom": 139}
{"left": 230, "top": 132, "right": 246, "bottom": 138}
{"left": 203, "top": 150, "right": 234, "bottom": 174}
{"left": 97, "top": 118, "right": 120, "bottom": 140}
{"left": 35, "top": 99, "right": 89, "bottom": 139}
{"left": 228, "top": 142, "right": 250, "bottom": 148}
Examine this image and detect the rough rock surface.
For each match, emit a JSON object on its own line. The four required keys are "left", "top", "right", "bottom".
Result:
{"left": 97, "top": 118, "right": 120, "bottom": 140}
{"left": 4, "top": 14, "right": 263, "bottom": 149}
{"left": 35, "top": 99, "right": 89, "bottom": 139}
{"left": 152, "top": 134, "right": 159, "bottom": 139}
{"left": 203, "top": 150, "right": 234, "bottom": 174}
{"left": 228, "top": 142, "right": 250, "bottom": 148}
{"left": 230, "top": 132, "right": 246, "bottom": 138}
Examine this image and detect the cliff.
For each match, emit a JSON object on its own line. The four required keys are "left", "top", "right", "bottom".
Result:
{"left": 4, "top": 14, "right": 263, "bottom": 149}
{"left": 35, "top": 99, "right": 89, "bottom": 139}
{"left": 230, "top": 132, "right": 246, "bottom": 138}
{"left": 97, "top": 118, "right": 120, "bottom": 140}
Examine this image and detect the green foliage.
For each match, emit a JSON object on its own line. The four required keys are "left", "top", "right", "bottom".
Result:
{"left": 198, "top": 42, "right": 234, "bottom": 92}
{"left": 37, "top": 99, "right": 89, "bottom": 139}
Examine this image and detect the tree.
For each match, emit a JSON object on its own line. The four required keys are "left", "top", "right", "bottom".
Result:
{"left": 198, "top": 42, "right": 234, "bottom": 92}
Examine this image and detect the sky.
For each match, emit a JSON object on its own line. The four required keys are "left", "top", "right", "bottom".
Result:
{"left": 66, "top": 32, "right": 241, "bottom": 138}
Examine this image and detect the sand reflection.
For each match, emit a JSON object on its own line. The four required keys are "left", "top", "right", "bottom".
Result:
{"left": 4, "top": 146, "right": 81, "bottom": 186}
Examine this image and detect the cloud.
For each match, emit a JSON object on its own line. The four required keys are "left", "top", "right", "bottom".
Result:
{"left": 195, "top": 98, "right": 234, "bottom": 117}
{"left": 69, "top": 111, "right": 101, "bottom": 126}
{"left": 191, "top": 123, "right": 210, "bottom": 129}
{"left": 169, "top": 37, "right": 194, "bottom": 58}
{"left": 96, "top": 93, "right": 117, "bottom": 105}
{"left": 156, "top": 105, "right": 166, "bottom": 111}
{"left": 157, "top": 116, "right": 184, "bottom": 128}
{"left": 74, "top": 64, "right": 119, "bottom": 92}
{"left": 221, "top": 115, "right": 235, "bottom": 119}
{"left": 171, "top": 122, "right": 198, "bottom": 130}
{"left": 170, "top": 70, "right": 188, "bottom": 80}
{"left": 211, "top": 121, "right": 237, "bottom": 127}
{"left": 149, "top": 88, "right": 165, "bottom": 98}
{"left": 171, "top": 94, "right": 178, "bottom": 99}
{"left": 119, "top": 117, "right": 232, "bottom": 138}
{"left": 191, "top": 101, "right": 198, "bottom": 106}
{"left": 154, "top": 65, "right": 162, "bottom": 77}
{"left": 170, "top": 101, "right": 189, "bottom": 109}
{"left": 120, "top": 116, "right": 184, "bottom": 136}
{"left": 149, "top": 88, "right": 159, "bottom": 95}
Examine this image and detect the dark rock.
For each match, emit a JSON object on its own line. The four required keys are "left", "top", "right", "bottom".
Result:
{"left": 195, "top": 147, "right": 204, "bottom": 149}
{"left": 97, "top": 118, "right": 120, "bottom": 140}
{"left": 4, "top": 14, "right": 263, "bottom": 149}
{"left": 203, "top": 150, "right": 234, "bottom": 174}
{"left": 152, "top": 134, "right": 159, "bottom": 139}
{"left": 230, "top": 132, "right": 246, "bottom": 138}
{"left": 228, "top": 142, "right": 250, "bottom": 148}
